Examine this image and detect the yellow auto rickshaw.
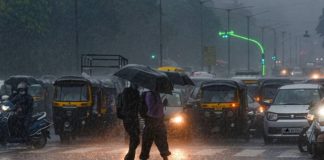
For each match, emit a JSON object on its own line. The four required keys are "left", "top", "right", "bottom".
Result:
{"left": 188, "top": 80, "right": 251, "bottom": 140}
{"left": 52, "top": 76, "right": 112, "bottom": 143}
{"left": 158, "top": 66, "right": 184, "bottom": 72}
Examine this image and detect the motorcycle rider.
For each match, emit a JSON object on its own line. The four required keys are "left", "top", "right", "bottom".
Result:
{"left": 10, "top": 82, "right": 33, "bottom": 142}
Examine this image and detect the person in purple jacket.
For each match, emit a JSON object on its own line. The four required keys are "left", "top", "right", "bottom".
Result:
{"left": 139, "top": 90, "right": 171, "bottom": 160}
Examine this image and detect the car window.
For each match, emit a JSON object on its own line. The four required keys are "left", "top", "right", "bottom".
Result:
{"left": 273, "top": 89, "right": 320, "bottom": 105}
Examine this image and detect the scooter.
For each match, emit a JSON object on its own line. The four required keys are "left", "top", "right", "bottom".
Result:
{"left": 0, "top": 98, "right": 52, "bottom": 149}
{"left": 298, "top": 101, "right": 324, "bottom": 158}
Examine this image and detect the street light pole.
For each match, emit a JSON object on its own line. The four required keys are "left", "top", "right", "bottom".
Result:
{"left": 227, "top": 9, "right": 231, "bottom": 76}
{"left": 246, "top": 11, "right": 268, "bottom": 70}
{"left": 75, "top": 0, "right": 79, "bottom": 73}
{"left": 159, "top": 0, "right": 163, "bottom": 67}
{"left": 281, "top": 31, "right": 286, "bottom": 67}
{"left": 246, "top": 16, "right": 251, "bottom": 70}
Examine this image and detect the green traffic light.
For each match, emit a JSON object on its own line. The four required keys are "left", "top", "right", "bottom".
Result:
{"left": 151, "top": 55, "right": 156, "bottom": 59}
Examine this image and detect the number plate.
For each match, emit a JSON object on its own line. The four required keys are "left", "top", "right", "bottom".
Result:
{"left": 281, "top": 128, "right": 302, "bottom": 134}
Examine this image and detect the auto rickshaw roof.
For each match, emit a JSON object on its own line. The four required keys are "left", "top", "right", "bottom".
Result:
{"left": 200, "top": 79, "right": 246, "bottom": 89}
{"left": 55, "top": 76, "right": 104, "bottom": 87}
{"left": 258, "top": 78, "right": 293, "bottom": 86}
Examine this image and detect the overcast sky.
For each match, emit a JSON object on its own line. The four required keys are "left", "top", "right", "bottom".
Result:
{"left": 214, "top": 0, "right": 324, "bottom": 36}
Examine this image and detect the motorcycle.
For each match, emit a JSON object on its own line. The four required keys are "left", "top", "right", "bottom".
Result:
{"left": 298, "top": 101, "right": 324, "bottom": 158}
{"left": 0, "top": 98, "right": 52, "bottom": 149}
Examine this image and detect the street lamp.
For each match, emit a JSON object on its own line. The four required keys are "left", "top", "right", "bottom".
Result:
{"left": 210, "top": 6, "right": 253, "bottom": 76}
{"left": 246, "top": 11, "right": 268, "bottom": 70}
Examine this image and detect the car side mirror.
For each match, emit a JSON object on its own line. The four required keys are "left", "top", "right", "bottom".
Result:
{"left": 263, "top": 99, "right": 272, "bottom": 105}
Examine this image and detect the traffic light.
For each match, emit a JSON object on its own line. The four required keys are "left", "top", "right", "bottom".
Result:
{"left": 272, "top": 56, "right": 277, "bottom": 61}
{"left": 151, "top": 54, "right": 156, "bottom": 60}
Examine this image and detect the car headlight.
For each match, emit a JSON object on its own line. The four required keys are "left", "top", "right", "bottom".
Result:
{"left": 318, "top": 108, "right": 324, "bottom": 116}
{"left": 1, "top": 105, "right": 9, "bottom": 111}
{"left": 307, "top": 113, "right": 315, "bottom": 121}
{"left": 267, "top": 112, "right": 278, "bottom": 121}
{"left": 170, "top": 115, "right": 184, "bottom": 124}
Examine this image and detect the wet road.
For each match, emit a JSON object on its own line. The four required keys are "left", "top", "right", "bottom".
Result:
{"left": 0, "top": 134, "right": 311, "bottom": 160}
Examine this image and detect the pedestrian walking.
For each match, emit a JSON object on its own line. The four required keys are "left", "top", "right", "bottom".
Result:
{"left": 139, "top": 90, "right": 171, "bottom": 160}
{"left": 117, "top": 83, "right": 141, "bottom": 160}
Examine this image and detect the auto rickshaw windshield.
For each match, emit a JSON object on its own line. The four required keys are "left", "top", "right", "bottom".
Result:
{"left": 262, "top": 85, "right": 281, "bottom": 100}
{"left": 54, "top": 84, "right": 89, "bottom": 102}
{"left": 201, "top": 85, "right": 238, "bottom": 103}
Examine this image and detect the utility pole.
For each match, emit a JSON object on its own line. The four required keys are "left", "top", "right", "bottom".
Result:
{"left": 289, "top": 33, "right": 292, "bottom": 67}
{"left": 246, "top": 11, "right": 268, "bottom": 70}
{"left": 75, "top": 0, "right": 79, "bottom": 73}
{"left": 246, "top": 16, "right": 251, "bottom": 70}
{"left": 159, "top": 0, "right": 163, "bottom": 67}
{"left": 281, "top": 31, "right": 286, "bottom": 67}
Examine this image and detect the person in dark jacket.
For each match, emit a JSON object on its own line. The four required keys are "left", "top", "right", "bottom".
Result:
{"left": 119, "top": 83, "right": 141, "bottom": 160}
{"left": 10, "top": 82, "right": 33, "bottom": 142}
{"left": 139, "top": 90, "right": 171, "bottom": 160}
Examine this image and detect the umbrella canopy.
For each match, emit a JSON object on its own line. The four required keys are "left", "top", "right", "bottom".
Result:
{"left": 114, "top": 64, "right": 173, "bottom": 94}
{"left": 162, "top": 71, "right": 194, "bottom": 86}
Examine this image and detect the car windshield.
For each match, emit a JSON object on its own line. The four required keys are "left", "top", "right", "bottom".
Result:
{"left": 54, "top": 84, "right": 89, "bottom": 102}
{"left": 273, "top": 89, "right": 320, "bottom": 105}
{"left": 262, "top": 85, "right": 281, "bottom": 100}
{"left": 161, "top": 92, "right": 182, "bottom": 107}
{"left": 201, "top": 85, "right": 237, "bottom": 103}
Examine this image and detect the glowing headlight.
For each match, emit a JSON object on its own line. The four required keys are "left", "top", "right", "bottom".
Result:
{"left": 170, "top": 115, "right": 184, "bottom": 124}
{"left": 307, "top": 113, "right": 315, "bottom": 121}
{"left": 318, "top": 108, "right": 324, "bottom": 116}
{"left": 281, "top": 69, "right": 287, "bottom": 75}
{"left": 267, "top": 112, "right": 278, "bottom": 121}
{"left": 311, "top": 73, "right": 320, "bottom": 79}
{"left": 1, "top": 105, "right": 9, "bottom": 111}
{"left": 258, "top": 106, "right": 265, "bottom": 113}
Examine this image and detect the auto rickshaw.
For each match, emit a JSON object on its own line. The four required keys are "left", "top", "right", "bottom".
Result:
{"left": 188, "top": 80, "right": 251, "bottom": 139}
{"left": 158, "top": 66, "right": 185, "bottom": 72}
{"left": 52, "top": 76, "right": 112, "bottom": 143}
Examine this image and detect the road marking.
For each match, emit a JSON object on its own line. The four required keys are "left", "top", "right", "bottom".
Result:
{"left": 62, "top": 147, "right": 102, "bottom": 154}
{"left": 106, "top": 148, "right": 128, "bottom": 154}
{"left": 234, "top": 149, "right": 265, "bottom": 157}
{"left": 277, "top": 149, "right": 303, "bottom": 158}
{"left": 21, "top": 147, "right": 62, "bottom": 154}
{"left": 192, "top": 149, "right": 225, "bottom": 156}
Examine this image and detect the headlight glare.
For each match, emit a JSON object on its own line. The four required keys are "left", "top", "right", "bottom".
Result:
{"left": 318, "top": 108, "right": 324, "bottom": 116}
{"left": 170, "top": 115, "right": 184, "bottom": 124}
{"left": 1, "top": 105, "right": 9, "bottom": 111}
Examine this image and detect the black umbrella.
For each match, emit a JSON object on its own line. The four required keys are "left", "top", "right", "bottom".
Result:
{"left": 114, "top": 64, "right": 173, "bottom": 94}
{"left": 162, "top": 71, "right": 195, "bottom": 86}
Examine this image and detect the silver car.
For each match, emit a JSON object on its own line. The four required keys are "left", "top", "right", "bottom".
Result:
{"left": 263, "top": 84, "right": 323, "bottom": 144}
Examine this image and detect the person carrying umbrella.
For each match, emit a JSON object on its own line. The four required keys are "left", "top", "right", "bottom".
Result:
{"left": 139, "top": 89, "right": 171, "bottom": 160}
{"left": 116, "top": 83, "right": 140, "bottom": 160}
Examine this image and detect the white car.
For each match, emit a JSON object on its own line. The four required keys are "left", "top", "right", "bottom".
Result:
{"left": 263, "top": 84, "right": 323, "bottom": 144}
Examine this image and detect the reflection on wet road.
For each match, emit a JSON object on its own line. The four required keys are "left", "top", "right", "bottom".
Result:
{"left": 0, "top": 136, "right": 311, "bottom": 160}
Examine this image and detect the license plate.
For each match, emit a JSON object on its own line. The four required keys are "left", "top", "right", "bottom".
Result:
{"left": 281, "top": 128, "right": 302, "bottom": 134}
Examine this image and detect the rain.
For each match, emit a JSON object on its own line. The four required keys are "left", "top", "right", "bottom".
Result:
{"left": 1, "top": 0, "right": 324, "bottom": 160}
